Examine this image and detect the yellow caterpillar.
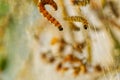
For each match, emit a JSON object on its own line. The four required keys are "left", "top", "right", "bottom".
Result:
{"left": 71, "top": 0, "right": 90, "bottom": 6}
{"left": 64, "top": 16, "right": 88, "bottom": 29}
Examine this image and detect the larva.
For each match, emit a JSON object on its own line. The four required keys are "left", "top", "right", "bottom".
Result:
{"left": 71, "top": 0, "right": 90, "bottom": 6}
{"left": 38, "top": 0, "right": 63, "bottom": 31}
{"left": 64, "top": 16, "right": 88, "bottom": 29}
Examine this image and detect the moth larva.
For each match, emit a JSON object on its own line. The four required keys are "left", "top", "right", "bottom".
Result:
{"left": 71, "top": 0, "right": 90, "bottom": 6}
{"left": 38, "top": 0, "right": 63, "bottom": 31}
{"left": 64, "top": 16, "right": 88, "bottom": 29}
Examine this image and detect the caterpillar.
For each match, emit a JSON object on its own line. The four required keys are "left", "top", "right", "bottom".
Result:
{"left": 71, "top": 0, "right": 90, "bottom": 6}
{"left": 38, "top": 0, "right": 63, "bottom": 31}
{"left": 64, "top": 16, "right": 88, "bottom": 29}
